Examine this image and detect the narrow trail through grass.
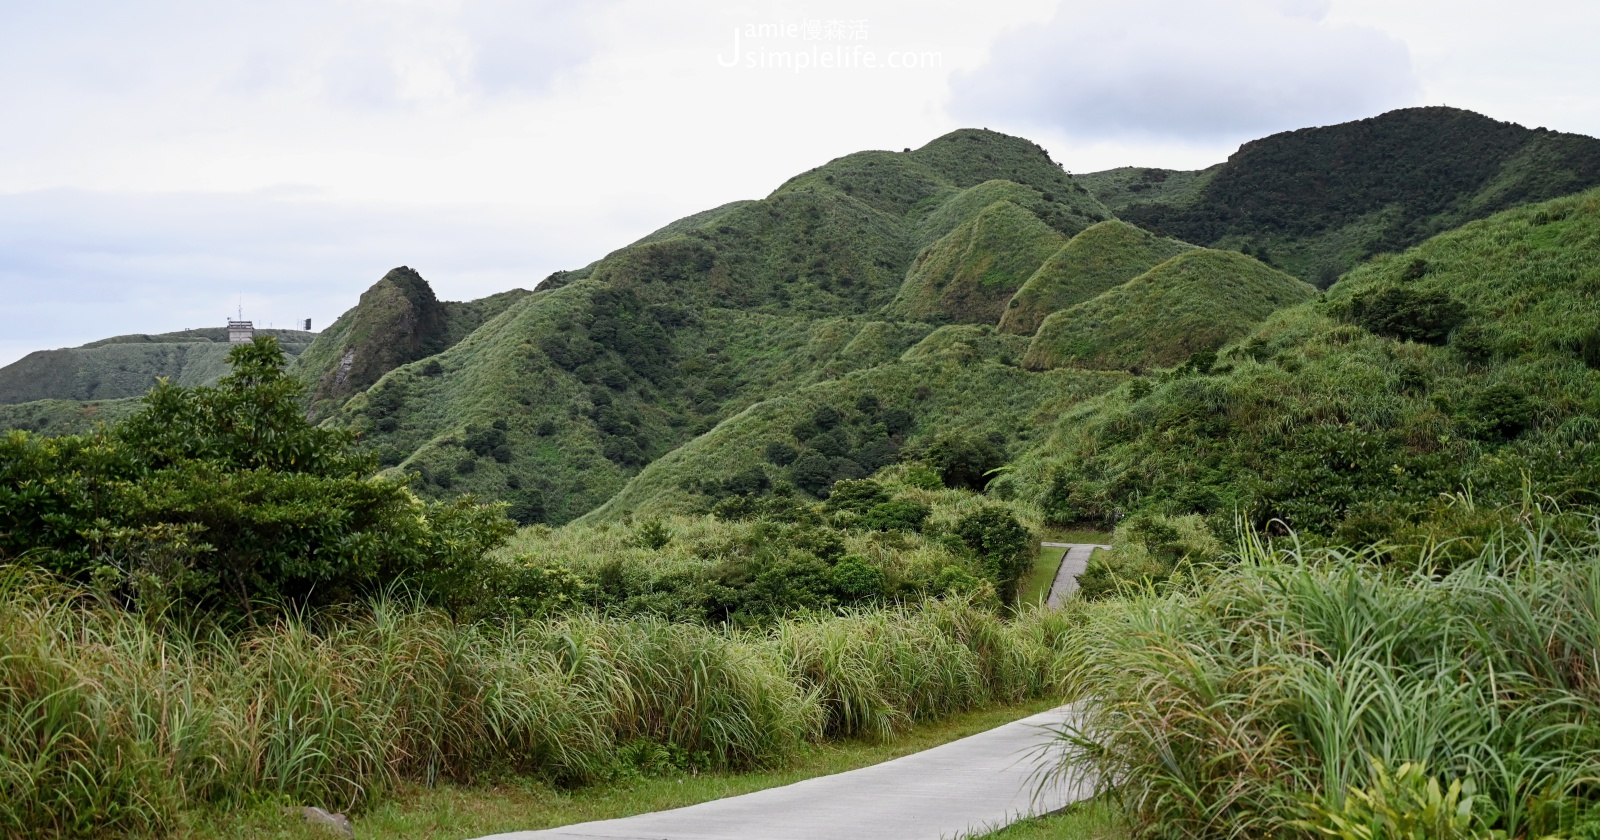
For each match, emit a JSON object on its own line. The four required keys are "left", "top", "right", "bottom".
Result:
{"left": 177, "top": 700, "right": 1063, "bottom": 840}
{"left": 1017, "top": 530, "right": 1109, "bottom": 607}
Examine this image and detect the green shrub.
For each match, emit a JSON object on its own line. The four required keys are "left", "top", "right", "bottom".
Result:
{"left": 829, "top": 556, "right": 887, "bottom": 601}
{"left": 1458, "top": 383, "right": 1536, "bottom": 440}
{"left": 926, "top": 433, "right": 1006, "bottom": 492}
{"left": 764, "top": 440, "right": 799, "bottom": 466}
{"left": 632, "top": 520, "right": 674, "bottom": 550}
{"left": 505, "top": 488, "right": 547, "bottom": 525}
{"left": 1076, "top": 514, "right": 1222, "bottom": 600}
{"left": 1295, "top": 759, "right": 1495, "bottom": 840}
{"left": 953, "top": 507, "right": 1033, "bottom": 601}
{"left": 902, "top": 462, "right": 945, "bottom": 490}
{"left": 1347, "top": 286, "right": 1466, "bottom": 344}
{"left": 823, "top": 479, "right": 890, "bottom": 514}
{"left": 857, "top": 499, "right": 932, "bottom": 532}
{"left": 790, "top": 449, "right": 835, "bottom": 496}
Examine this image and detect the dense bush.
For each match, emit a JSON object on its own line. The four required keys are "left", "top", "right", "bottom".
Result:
{"left": 924, "top": 433, "right": 1005, "bottom": 491}
{"left": 1346, "top": 285, "right": 1467, "bottom": 344}
{"left": 1074, "top": 514, "right": 1224, "bottom": 600}
{"left": 952, "top": 506, "right": 1033, "bottom": 602}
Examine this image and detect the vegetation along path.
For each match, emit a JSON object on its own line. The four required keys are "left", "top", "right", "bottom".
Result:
{"left": 475, "top": 707, "right": 1084, "bottom": 840}
{"left": 1043, "top": 543, "right": 1111, "bottom": 607}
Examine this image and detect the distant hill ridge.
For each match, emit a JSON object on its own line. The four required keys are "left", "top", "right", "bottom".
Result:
{"left": 1075, "top": 106, "right": 1600, "bottom": 285}
{"left": 0, "top": 327, "right": 314, "bottom": 406}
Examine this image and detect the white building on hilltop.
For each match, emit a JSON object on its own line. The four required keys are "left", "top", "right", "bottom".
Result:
{"left": 227, "top": 319, "right": 255, "bottom": 343}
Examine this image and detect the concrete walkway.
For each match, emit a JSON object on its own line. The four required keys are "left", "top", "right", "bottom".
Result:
{"left": 1042, "top": 543, "right": 1112, "bottom": 607}
{"left": 474, "top": 707, "right": 1085, "bottom": 840}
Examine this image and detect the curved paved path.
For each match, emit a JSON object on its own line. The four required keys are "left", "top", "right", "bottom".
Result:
{"left": 475, "top": 707, "right": 1085, "bottom": 840}
{"left": 1043, "top": 543, "right": 1112, "bottom": 607}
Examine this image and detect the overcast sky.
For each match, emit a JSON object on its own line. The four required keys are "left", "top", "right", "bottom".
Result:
{"left": 3, "top": 0, "right": 1598, "bottom": 366}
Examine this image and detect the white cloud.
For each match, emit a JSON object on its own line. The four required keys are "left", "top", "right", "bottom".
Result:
{"left": 948, "top": 0, "right": 1421, "bottom": 143}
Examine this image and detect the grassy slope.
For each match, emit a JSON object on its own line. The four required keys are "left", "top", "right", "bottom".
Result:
{"left": 0, "top": 397, "right": 142, "bottom": 436}
{"left": 999, "top": 220, "right": 1196, "bottom": 336}
{"left": 0, "top": 329, "right": 313, "bottom": 406}
{"left": 1016, "top": 188, "right": 1600, "bottom": 543}
{"left": 583, "top": 350, "right": 1123, "bottom": 522}
{"left": 1072, "top": 166, "right": 1215, "bottom": 214}
{"left": 1079, "top": 107, "right": 1600, "bottom": 284}
{"left": 1022, "top": 250, "right": 1316, "bottom": 372}
{"left": 890, "top": 201, "right": 1068, "bottom": 324}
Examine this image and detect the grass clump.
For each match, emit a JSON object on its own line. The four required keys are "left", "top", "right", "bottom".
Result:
{"left": 1048, "top": 523, "right": 1600, "bottom": 840}
{"left": 0, "top": 573, "right": 1072, "bottom": 838}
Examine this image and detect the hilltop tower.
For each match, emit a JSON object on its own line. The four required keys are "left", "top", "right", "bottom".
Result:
{"left": 227, "top": 319, "right": 255, "bottom": 343}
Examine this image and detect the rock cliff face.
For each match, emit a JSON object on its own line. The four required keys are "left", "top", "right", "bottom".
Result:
{"left": 291, "top": 268, "right": 529, "bottom": 418}
{"left": 295, "top": 266, "right": 449, "bottom": 413}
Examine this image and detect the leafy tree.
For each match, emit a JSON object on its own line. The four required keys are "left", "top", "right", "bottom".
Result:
{"left": 0, "top": 337, "right": 514, "bottom": 617}
{"left": 953, "top": 506, "right": 1033, "bottom": 602}
{"left": 823, "top": 479, "right": 890, "bottom": 514}
{"left": 790, "top": 449, "right": 834, "bottom": 496}
{"left": 830, "top": 555, "right": 886, "bottom": 601}
{"left": 926, "top": 433, "right": 1006, "bottom": 491}
{"left": 764, "top": 440, "right": 799, "bottom": 466}
{"left": 505, "top": 488, "right": 547, "bottom": 525}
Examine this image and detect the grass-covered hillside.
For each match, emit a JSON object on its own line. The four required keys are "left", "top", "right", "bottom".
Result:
{"left": 1022, "top": 249, "right": 1316, "bottom": 372}
{"left": 331, "top": 129, "right": 1123, "bottom": 523}
{"left": 1014, "top": 187, "right": 1600, "bottom": 588}
{"left": 1078, "top": 106, "right": 1600, "bottom": 285}
{"left": 0, "top": 396, "right": 142, "bottom": 437}
{"left": 889, "top": 200, "right": 1069, "bottom": 323}
{"left": 0, "top": 327, "right": 313, "bottom": 405}
{"left": 16, "top": 113, "right": 1600, "bottom": 840}
{"left": 584, "top": 346, "right": 1124, "bottom": 522}
{"left": 15, "top": 112, "right": 1600, "bottom": 537}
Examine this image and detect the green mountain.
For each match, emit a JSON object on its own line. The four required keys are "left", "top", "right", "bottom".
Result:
{"left": 1022, "top": 249, "right": 1316, "bottom": 372}
{"left": 0, "top": 327, "right": 314, "bottom": 406}
{"left": 329, "top": 129, "right": 1119, "bottom": 523}
{"left": 1076, "top": 107, "right": 1600, "bottom": 285}
{"left": 0, "top": 397, "right": 142, "bottom": 437}
{"left": 888, "top": 200, "right": 1070, "bottom": 323}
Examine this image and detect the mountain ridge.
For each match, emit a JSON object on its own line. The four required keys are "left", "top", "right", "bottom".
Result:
{"left": 1075, "top": 106, "right": 1600, "bottom": 284}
